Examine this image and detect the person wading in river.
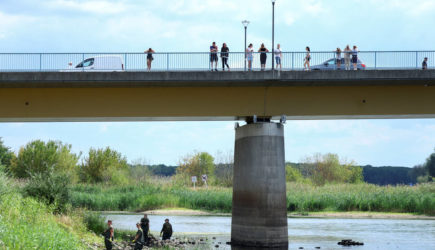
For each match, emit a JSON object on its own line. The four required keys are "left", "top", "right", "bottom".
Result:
{"left": 102, "top": 220, "right": 114, "bottom": 250}
{"left": 140, "top": 214, "right": 150, "bottom": 245}
{"left": 160, "top": 218, "right": 173, "bottom": 241}
{"left": 133, "top": 223, "right": 145, "bottom": 250}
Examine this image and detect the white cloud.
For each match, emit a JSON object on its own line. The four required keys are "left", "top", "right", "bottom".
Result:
{"left": 44, "top": 0, "right": 128, "bottom": 14}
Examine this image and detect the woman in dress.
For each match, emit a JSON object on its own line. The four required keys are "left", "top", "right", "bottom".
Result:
{"left": 258, "top": 43, "right": 269, "bottom": 71}
{"left": 304, "top": 46, "right": 311, "bottom": 71}
{"left": 246, "top": 43, "right": 254, "bottom": 71}
{"left": 145, "top": 48, "right": 155, "bottom": 71}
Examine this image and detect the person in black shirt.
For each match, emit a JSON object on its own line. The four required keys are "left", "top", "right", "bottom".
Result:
{"left": 140, "top": 214, "right": 149, "bottom": 245}
{"left": 160, "top": 218, "right": 173, "bottom": 240}
{"left": 102, "top": 220, "right": 114, "bottom": 250}
{"left": 220, "top": 43, "right": 230, "bottom": 71}
{"left": 422, "top": 57, "right": 428, "bottom": 70}
{"left": 133, "top": 223, "right": 144, "bottom": 250}
{"left": 258, "top": 43, "right": 269, "bottom": 71}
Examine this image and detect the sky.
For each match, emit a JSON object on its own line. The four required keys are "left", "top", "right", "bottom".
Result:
{"left": 1, "top": 0, "right": 435, "bottom": 167}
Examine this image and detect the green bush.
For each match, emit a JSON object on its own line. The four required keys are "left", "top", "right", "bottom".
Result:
{"left": 24, "top": 169, "right": 71, "bottom": 213}
{"left": 83, "top": 212, "right": 106, "bottom": 235}
{"left": 10, "top": 140, "right": 79, "bottom": 180}
{"left": 80, "top": 147, "right": 129, "bottom": 184}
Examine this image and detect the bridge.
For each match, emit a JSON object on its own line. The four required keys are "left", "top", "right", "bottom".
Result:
{"left": 1, "top": 68, "right": 435, "bottom": 248}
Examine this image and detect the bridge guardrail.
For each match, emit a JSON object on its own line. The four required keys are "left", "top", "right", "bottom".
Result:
{"left": 0, "top": 51, "right": 433, "bottom": 72}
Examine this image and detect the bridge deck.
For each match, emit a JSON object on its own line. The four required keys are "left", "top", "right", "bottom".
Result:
{"left": 0, "top": 70, "right": 434, "bottom": 122}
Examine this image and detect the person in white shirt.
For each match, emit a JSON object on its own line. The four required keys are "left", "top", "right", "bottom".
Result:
{"left": 246, "top": 43, "right": 254, "bottom": 71}
{"left": 274, "top": 44, "right": 282, "bottom": 71}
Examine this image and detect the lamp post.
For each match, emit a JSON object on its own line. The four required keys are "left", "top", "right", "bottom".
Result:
{"left": 271, "top": 0, "right": 276, "bottom": 71}
{"left": 242, "top": 20, "right": 250, "bottom": 71}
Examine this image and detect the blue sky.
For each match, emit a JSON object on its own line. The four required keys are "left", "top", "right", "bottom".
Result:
{"left": 1, "top": 0, "right": 435, "bottom": 167}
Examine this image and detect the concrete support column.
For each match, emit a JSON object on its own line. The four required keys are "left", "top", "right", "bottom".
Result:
{"left": 231, "top": 122, "right": 288, "bottom": 248}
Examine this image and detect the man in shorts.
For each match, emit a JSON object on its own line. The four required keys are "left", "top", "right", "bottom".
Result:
{"left": 210, "top": 42, "right": 218, "bottom": 71}
{"left": 422, "top": 57, "right": 428, "bottom": 70}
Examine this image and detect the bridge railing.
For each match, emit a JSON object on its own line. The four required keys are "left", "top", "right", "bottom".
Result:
{"left": 0, "top": 51, "right": 433, "bottom": 72}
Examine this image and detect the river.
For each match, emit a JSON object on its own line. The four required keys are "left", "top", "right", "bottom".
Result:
{"left": 103, "top": 213, "right": 435, "bottom": 250}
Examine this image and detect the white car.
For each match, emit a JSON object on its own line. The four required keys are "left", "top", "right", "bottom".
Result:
{"left": 65, "top": 55, "right": 124, "bottom": 71}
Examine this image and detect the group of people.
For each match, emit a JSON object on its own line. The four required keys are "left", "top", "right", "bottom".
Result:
{"left": 102, "top": 215, "right": 173, "bottom": 250}
{"left": 145, "top": 44, "right": 430, "bottom": 71}
{"left": 304, "top": 45, "right": 360, "bottom": 71}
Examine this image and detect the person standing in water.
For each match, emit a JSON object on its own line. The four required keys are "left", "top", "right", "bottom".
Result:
{"left": 160, "top": 218, "right": 173, "bottom": 241}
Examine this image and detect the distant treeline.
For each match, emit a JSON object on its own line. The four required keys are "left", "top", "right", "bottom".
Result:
{"left": 136, "top": 163, "right": 417, "bottom": 186}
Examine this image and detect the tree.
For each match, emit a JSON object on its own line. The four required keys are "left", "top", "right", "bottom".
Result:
{"left": 177, "top": 152, "right": 215, "bottom": 186}
{"left": 285, "top": 164, "right": 304, "bottom": 182}
{"left": 425, "top": 149, "right": 435, "bottom": 178}
{"left": 80, "top": 147, "right": 129, "bottom": 184}
{"left": 10, "top": 140, "right": 78, "bottom": 179}
{"left": 303, "top": 153, "right": 362, "bottom": 186}
{"left": 0, "top": 138, "right": 14, "bottom": 169}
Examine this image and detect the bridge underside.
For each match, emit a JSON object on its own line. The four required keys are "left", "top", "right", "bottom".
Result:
{"left": 1, "top": 84, "right": 435, "bottom": 122}
{"left": 1, "top": 70, "right": 435, "bottom": 122}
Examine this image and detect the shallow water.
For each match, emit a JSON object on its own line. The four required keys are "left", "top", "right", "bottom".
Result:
{"left": 103, "top": 213, "right": 435, "bottom": 250}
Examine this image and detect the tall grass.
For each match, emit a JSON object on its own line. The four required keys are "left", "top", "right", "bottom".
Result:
{"left": 0, "top": 170, "right": 97, "bottom": 249}
{"left": 70, "top": 181, "right": 435, "bottom": 215}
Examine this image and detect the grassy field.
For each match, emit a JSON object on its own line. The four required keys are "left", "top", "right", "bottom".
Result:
{"left": 0, "top": 171, "right": 99, "bottom": 249}
{"left": 70, "top": 179, "right": 435, "bottom": 215}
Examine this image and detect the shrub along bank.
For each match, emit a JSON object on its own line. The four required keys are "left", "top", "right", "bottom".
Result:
{"left": 70, "top": 181, "right": 435, "bottom": 216}
{"left": 0, "top": 170, "right": 99, "bottom": 249}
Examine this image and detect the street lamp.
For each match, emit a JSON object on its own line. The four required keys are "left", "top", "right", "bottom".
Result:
{"left": 271, "top": 0, "right": 276, "bottom": 71}
{"left": 242, "top": 20, "right": 250, "bottom": 71}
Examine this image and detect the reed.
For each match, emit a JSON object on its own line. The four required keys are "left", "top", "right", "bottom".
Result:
{"left": 70, "top": 181, "right": 435, "bottom": 215}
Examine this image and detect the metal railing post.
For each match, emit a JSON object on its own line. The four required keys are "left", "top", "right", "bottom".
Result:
{"left": 416, "top": 51, "right": 418, "bottom": 69}
{"left": 167, "top": 53, "right": 169, "bottom": 71}
{"left": 374, "top": 51, "right": 377, "bottom": 69}
{"left": 292, "top": 52, "right": 294, "bottom": 70}
{"left": 82, "top": 53, "right": 85, "bottom": 72}
{"left": 39, "top": 53, "right": 42, "bottom": 72}
{"left": 124, "top": 53, "right": 127, "bottom": 71}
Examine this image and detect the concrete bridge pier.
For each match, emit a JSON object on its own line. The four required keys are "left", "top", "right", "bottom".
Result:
{"left": 231, "top": 121, "right": 288, "bottom": 248}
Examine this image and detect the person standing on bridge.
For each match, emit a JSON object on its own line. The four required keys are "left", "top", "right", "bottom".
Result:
{"left": 304, "top": 46, "right": 311, "bottom": 71}
{"left": 422, "top": 57, "right": 428, "bottom": 70}
{"left": 258, "top": 43, "right": 269, "bottom": 71}
{"left": 145, "top": 48, "right": 155, "bottom": 71}
{"left": 344, "top": 45, "right": 351, "bottom": 70}
{"left": 352, "top": 45, "right": 359, "bottom": 70}
{"left": 274, "top": 44, "right": 282, "bottom": 71}
{"left": 246, "top": 43, "right": 254, "bottom": 71}
{"left": 221, "top": 43, "right": 230, "bottom": 71}
{"left": 335, "top": 48, "right": 342, "bottom": 69}
{"left": 210, "top": 42, "right": 219, "bottom": 71}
